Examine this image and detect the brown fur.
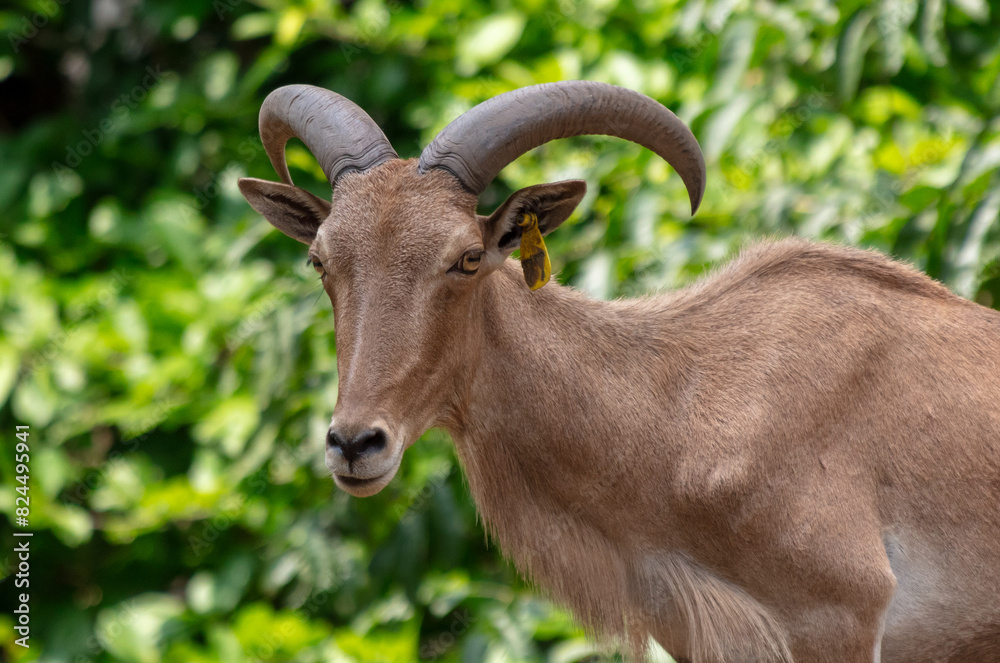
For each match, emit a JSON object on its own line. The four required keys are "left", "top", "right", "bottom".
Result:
{"left": 240, "top": 159, "right": 1000, "bottom": 662}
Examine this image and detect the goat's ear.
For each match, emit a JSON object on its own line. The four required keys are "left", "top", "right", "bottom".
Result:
{"left": 238, "top": 177, "right": 331, "bottom": 245}
{"left": 483, "top": 180, "right": 587, "bottom": 254}
{"left": 482, "top": 180, "right": 586, "bottom": 290}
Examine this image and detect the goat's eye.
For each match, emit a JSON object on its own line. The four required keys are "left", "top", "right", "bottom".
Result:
{"left": 307, "top": 257, "right": 325, "bottom": 276}
{"left": 452, "top": 251, "right": 482, "bottom": 275}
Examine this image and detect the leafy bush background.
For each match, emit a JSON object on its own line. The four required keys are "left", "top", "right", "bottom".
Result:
{"left": 1, "top": 0, "right": 998, "bottom": 661}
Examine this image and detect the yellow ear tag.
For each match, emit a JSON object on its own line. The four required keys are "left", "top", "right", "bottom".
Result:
{"left": 517, "top": 212, "right": 551, "bottom": 291}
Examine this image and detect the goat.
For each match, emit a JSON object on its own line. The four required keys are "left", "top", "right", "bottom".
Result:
{"left": 238, "top": 81, "right": 1000, "bottom": 663}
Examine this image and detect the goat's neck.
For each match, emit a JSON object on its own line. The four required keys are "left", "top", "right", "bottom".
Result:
{"left": 444, "top": 262, "right": 693, "bottom": 550}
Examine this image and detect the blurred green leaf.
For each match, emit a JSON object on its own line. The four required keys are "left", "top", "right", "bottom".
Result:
{"left": 837, "top": 8, "right": 875, "bottom": 103}
{"left": 456, "top": 13, "right": 527, "bottom": 75}
{"left": 96, "top": 594, "right": 186, "bottom": 663}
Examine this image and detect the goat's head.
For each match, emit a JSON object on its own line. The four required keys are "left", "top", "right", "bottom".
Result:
{"left": 238, "top": 81, "right": 705, "bottom": 497}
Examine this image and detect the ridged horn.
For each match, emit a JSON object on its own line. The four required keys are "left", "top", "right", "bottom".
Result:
{"left": 259, "top": 84, "right": 398, "bottom": 187}
{"left": 419, "top": 81, "right": 706, "bottom": 213}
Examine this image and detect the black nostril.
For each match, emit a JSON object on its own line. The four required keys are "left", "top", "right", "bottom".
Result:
{"left": 354, "top": 428, "right": 387, "bottom": 457}
{"left": 327, "top": 427, "right": 387, "bottom": 463}
{"left": 326, "top": 428, "right": 346, "bottom": 451}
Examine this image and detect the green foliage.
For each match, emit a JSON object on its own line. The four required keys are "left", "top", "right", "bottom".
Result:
{"left": 1, "top": 0, "right": 999, "bottom": 661}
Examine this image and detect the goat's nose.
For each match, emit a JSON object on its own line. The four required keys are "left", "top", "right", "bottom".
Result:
{"left": 326, "top": 427, "right": 387, "bottom": 463}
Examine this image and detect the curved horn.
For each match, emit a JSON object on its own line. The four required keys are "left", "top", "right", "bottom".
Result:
{"left": 259, "top": 85, "right": 398, "bottom": 187}
{"left": 418, "top": 81, "right": 706, "bottom": 213}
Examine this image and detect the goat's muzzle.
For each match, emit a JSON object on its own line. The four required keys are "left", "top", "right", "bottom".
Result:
{"left": 325, "top": 421, "right": 400, "bottom": 497}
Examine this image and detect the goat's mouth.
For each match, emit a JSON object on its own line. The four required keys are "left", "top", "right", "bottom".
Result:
{"left": 333, "top": 469, "right": 394, "bottom": 497}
